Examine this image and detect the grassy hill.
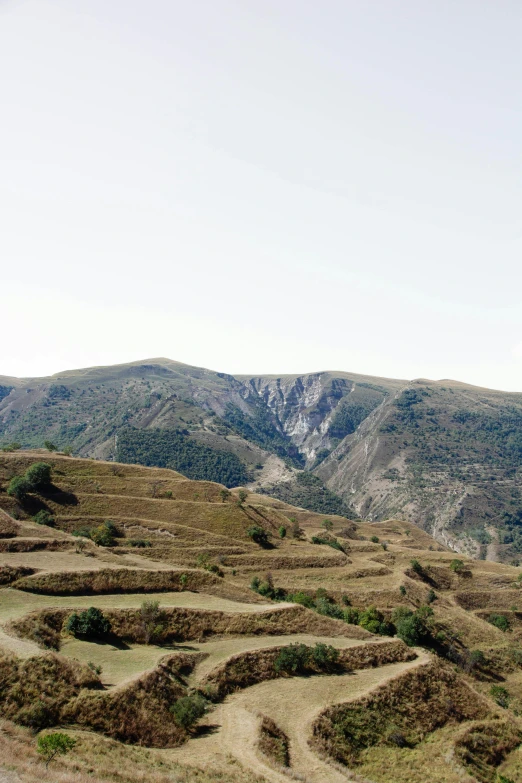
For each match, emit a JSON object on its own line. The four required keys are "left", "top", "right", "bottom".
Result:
{"left": 2, "top": 358, "right": 522, "bottom": 560}
{"left": 1, "top": 453, "right": 522, "bottom": 782}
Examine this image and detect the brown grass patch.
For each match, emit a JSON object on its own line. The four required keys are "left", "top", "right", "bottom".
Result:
{"left": 454, "top": 719, "right": 522, "bottom": 782}
{"left": 257, "top": 715, "right": 290, "bottom": 767}
{"left": 311, "top": 659, "right": 491, "bottom": 767}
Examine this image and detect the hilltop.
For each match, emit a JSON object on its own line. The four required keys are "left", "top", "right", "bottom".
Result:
{"left": 1, "top": 453, "right": 522, "bottom": 782}
{"left": 1, "top": 358, "right": 522, "bottom": 561}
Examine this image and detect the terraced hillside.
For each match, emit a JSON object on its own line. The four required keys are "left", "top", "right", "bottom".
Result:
{"left": 2, "top": 358, "right": 522, "bottom": 560}
{"left": 1, "top": 452, "right": 522, "bottom": 783}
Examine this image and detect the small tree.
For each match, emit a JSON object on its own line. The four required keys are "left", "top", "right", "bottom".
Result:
{"left": 140, "top": 600, "right": 166, "bottom": 644}
{"left": 237, "top": 489, "right": 248, "bottom": 505}
{"left": 44, "top": 441, "right": 57, "bottom": 452}
{"left": 66, "top": 607, "right": 111, "bottom": 638}
{"left": 33, "top": 510, "right": 55, "bottom": 527}
{"left": 25, "top": 462, "right": 52, "bottom": 490}
{"left": 219, "top": 488, "right": 231, "bottom": 503}
{"left": 247, "top": 525, "right": 270, "bottom": 546}
{"left": 37, "top": 732, "right": 76, "bottom": 769}
{"left": 450, "top": 559, "right": 465, "bottom": 574}
{"left": 321, "top": 519, "right": 333, "bottom": 532}
{"left": 179, "top": 573, "right": 188, "bottom": 590}
{"left": 170, "top": 694, "right": 207, "bottom": 729}
{"left": 278, "top": 525, "right": 287, "bottom": 539}
{"left": 7, "top": 476, "right": 30, "bottom": 501}
{"left": 410, "top": 559, "right": 423, "bottom": 575}
{"left": 290, "top": 518, "right": 304, "bottom": 540}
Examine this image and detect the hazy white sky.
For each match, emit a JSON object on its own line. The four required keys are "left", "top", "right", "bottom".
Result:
{"left": 1, "top": 1, "right": 521, "bottom": 389}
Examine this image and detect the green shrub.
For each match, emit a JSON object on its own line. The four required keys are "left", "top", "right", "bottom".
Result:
{"left": 25, "top": 462, "right": 52, "bottom": 490}
{"left": 488, "top": 613, "right": 510, "bottom": 632}
{"left": 315, "top": 597, "right": 344, "bottom": 619}
{"left": 490, "top": 684, "right": 510, "bottom": 708}
{"left": 66, "top": 607, "right": 111, "bottom": 638}
{"left": 274, "top": 644, "right": 311, "bottom": 674}
{"left": 370, "top": 535, "right": 379, "bottom": 543}
{"left": 247, "top": 525, "right": 270, "bottom": 546}
{"left": 311, "top": 535, "right": 344, "bottom": 552}
{"left": 33, "top": 510, "right": 55, "bottom": 527}
{"left": 410, "top": 559, "right": 423, "bottom": 575}
{"left": 343, "top": 607, "right": 360, "bottom": 625}
{"left": 450, "top": 558, "right": 465, "bottom": 574}
{"left": 44, "top": 441, "right": 58, "bottom": 452}
{"left": 311, "top": 643, "right": 339, "bottom": 670}
{"left": 127, "top": 539, "right": 151, "bottom": 548}
{"left": 37, "top": 733, "right": 76, "bottom": 768}
{"left": 321, "top": 519, "right": 333, "bottom": 532}
{"left": 399, "top": 585, "right": 407, "bottom": 596}
{"left": 427, "top": 589, "right": 437, "bottom": 604}
{"left": 278, "top": 525, "right": 287, "bottom": 538}
{"left": 288, "top": 590, "right": 314, "bottom": 609}
{"left": 170, "top": 694, "right": 207, "bottom": 729}
{"left": 358, "top": 606, "right": 392, "bottom": 635}
{"left": 7, "top": 476, "right": 30, "bottom": 501}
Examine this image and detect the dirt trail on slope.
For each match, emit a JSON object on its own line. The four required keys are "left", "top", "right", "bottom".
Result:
{"left": 167, "top": 651, "right": 430, "bottom": 783}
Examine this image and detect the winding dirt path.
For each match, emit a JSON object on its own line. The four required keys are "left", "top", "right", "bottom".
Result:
{"left": 167, "top": 651, "right": 430, "bottom": 783}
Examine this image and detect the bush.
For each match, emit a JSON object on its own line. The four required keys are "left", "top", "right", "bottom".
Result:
{"left": 311, "top": 643, "right": 339, "bottom": 670}
{"left": 44, "top": 441, "right": 57, "bottom": 452}
{"left": 66, "top": 607, "right": 111, "bottom": 638}
{"left": 410, "top": 559, "right": 423, "bottom": 575}
{"left": 288, "top": 590, "right": 315, "bottom": 609}
{"left": 392, "top": 605, "right": 433, "bottom": 647}
{"left": 311, "top": 535, "right": 344, "bottom": 552}
{"left": 247, "top": 525, "right": 270, "bottom": 546}
{"left": 33, "top": 510, "right": 55, "bottom": 527}
{"left": 238, "top": 489, "right": 248, "bottom": 504}
{"left": 370, "top": 535, "right": 379, "bottom": 543}
{"left": 427, "top": 589, "right": 437, "bottom": 604}
{"left": 278, "top": 525, "right": 287, "bottom": 538}
{"left": 37, "top": 732, "right": 76, "bottom": 768}
{"left": 139, "top": 600, "right": 166, "bottom": 644}
{"left": 488, "top": 613, "right": 510, "bottom": 632}
{"left": 25, "top": 462, "right": 52, "bottom": 490}
{"left": 358, "top": 606, "right": 391, "bottom": 635}
{"left": 490, "top": 684, "right": 510, "bottom": 708}
{"left": 450, "top": 559, "right": 465, "bottom": 574}
{"left": 343, "top": 607, "right": 360, "bottom": 625}
{"left": 321, "top": 519, "right": 333, "bottom": 532}
{"left": 274, "top": 644, "right": 311, "bottom": 674}
{"left": 170, "top": 694, "right": 207, "bottom": 729}
{"left": 7, "top": 476, "right": 31, "bottom": 501}
{"left": 399, "top": 585, "right": 407, "bottom": 596}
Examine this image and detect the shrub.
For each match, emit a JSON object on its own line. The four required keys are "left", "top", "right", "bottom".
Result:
{"left": 427, "top": 589, "right": 437, "bottom": 604}
{"left": 315, "top": 597, "right": 344, "bottom": 619}
{"left": 139, "top": 599, "right": 166, "bottom": 644}
{"left": 358, "top": 606, "right": 391, "bottom": 635}
{"left": 33, "top": 510, "right": 55, "bottom": 527}
{"left": 290, "top": 518, "right": 305, "bottom": 539}
{"left": 127, "top": 539, "right": 151, "bottom": 548}
{"left": 7, "top": 476, "right": 30, "bottom": 501}
{"left": 311, "top": 535, "right": 344, "bottom": 552}
{"left": 399, "top": 585, "right": 407, "bottom": 596}
{"left": 170, "top": 694, "right": 207, "bottom": 729}
{"left": 37, "top": 732, "right": 76, "bottom": 768}
{"left": 288, "top": 590, "right": 314, "bottom": 609}
{"left": 410, "top": 559, "right": 423, "bottom": 575}
{"left": 250, "top": 575, "right": 261, "bottom": 591}
{"left": 321, "top": 519, "right": 333, "bottom": 532}
{"left": 25, "top": 462, "right": 52, "bottom": 490}
{"left": 278, "top": 525, "right": 287, "bottom": 538}
{"left": 66, "top": 607, "right": 111, "bottom": 638}
{"left": 2, "top": 442, "right": 21, "bottom": 452}
{"left": 392, "top": 605, "right": 433, "bottom": 647}
{"left": 490, "top": 684, "right": 510, "bottom": 709}
{"left": 370, "top": 535, "right": 379, "bottom": 543}
{"left": 43, "top": 441, "right": 57, "bottom": 452}
{"left": 247, "top": 525, "right": 270, "bottom": 546}
{"left": 274, "top": 644, "right": 311, "bottom": 674}
{"left": 219, "top": 488, "right": 231, "bottom": 502}
{"left": 238, "top": 489, "right": 248, "bottom": 504}
{"left": 343, "top": 607, "right": 360, "bottom": 625}
{"left": 450, "top": 559, "right": 465, "bottom": 574}
{"left": 312, "top": 643, "right": 339, "bottom": 670}
{"left": 488, "top": 613, "right": 510, "bottom": 632}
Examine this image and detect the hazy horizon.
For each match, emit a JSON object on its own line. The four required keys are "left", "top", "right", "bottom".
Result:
{"left": 2, "top": 1, "right": 521, "bottom": 390}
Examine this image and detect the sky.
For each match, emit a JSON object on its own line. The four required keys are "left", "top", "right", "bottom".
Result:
{"left": 1, "top": 1, "right": 522, "bottom": 390}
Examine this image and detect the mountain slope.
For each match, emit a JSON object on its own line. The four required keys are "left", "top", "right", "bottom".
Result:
{"left": 1, "top": 359, "right": 522, "bottom": 561}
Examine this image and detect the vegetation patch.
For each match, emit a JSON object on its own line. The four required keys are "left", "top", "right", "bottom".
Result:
{"left": 454, "top": 719, "right": 522, "bottom": 783}
{"left": 258, "top": 715, "right": 290, "bottom": 767}
{"left": 311, "top": 660, "right": 490, "bottom": 767}
{"left": 260, "top": 472, "right": 355, "bottom": 517}
{"left": 116, "top": 427, "right": 248, "bottom": 487}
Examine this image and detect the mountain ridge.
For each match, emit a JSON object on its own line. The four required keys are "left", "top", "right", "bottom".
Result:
{"left": 1, "top": 357, "right": 521, "bottom": 563}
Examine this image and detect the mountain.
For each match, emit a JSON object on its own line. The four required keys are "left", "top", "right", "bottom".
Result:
{"left": 1, "top": 358, "right": 522, "bottom": 562}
